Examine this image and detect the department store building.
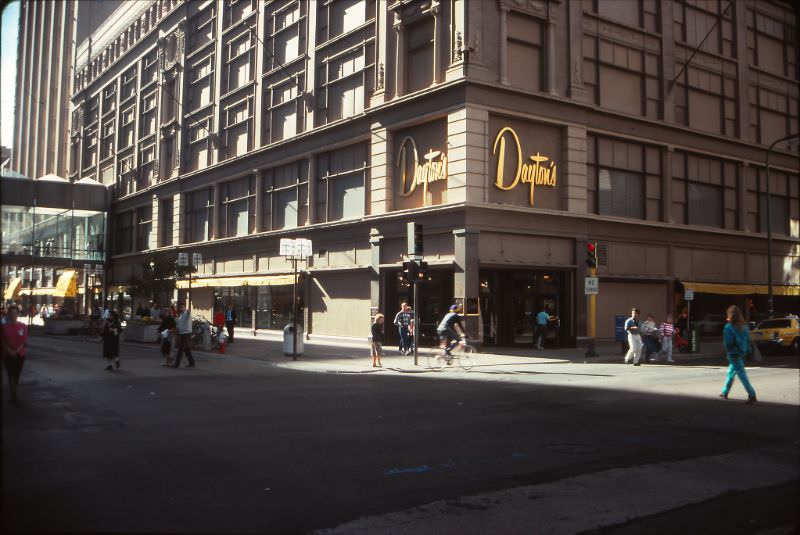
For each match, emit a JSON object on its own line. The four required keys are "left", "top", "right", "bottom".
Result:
{"left": 64, "top": 0, "right": 799, "bottom": 347}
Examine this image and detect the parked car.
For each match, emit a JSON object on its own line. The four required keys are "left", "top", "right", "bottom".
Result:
{"left": 750, "top": 315, "right": 800, "bottom": 354}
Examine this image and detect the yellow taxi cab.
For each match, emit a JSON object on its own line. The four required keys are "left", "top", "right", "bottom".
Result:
{"left": 750, "top": 315, "right": 800, "bottom": 354}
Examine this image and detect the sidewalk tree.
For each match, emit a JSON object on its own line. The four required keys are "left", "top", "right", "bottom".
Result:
{"left": 126, "top": 254, "right": 178, "bottom": 306}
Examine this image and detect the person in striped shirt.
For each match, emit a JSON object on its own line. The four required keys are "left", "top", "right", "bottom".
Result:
{"left": 656, "top": 314, "right": 676, "bottom": 363}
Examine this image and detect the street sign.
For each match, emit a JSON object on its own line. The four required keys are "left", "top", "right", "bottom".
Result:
{"left": 585, "top": 276, "right": 599, "bottom": 295}
{"left": 178, "top": 253, "right": 189, "bottom": 266}
{"left": 685, "top": 288, "right": 694, "bottom": 301}
{"left": 83, "top": 263, "right": 92, "bottom": 272}
{"left": 192, "top": 253, "right": 203, "bottom": 266}
{"left": 280, "top": 238, "right": 313, "bottom": 259}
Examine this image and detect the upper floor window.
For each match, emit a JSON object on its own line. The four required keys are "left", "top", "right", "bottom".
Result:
{"left": 318, "top": 43, "right": 373, "bottom": 123}
{"left": 188, "top": 7, "right": 216, "bottom": 52}
{"left": 264, "top": 75, "right": 303, "bottom": 143}
{"left": 318, "top": 0, "right": 374, "bottom": 43}
{"left": 583, "top": 36, "right": 660, "bottom": 119}
{"left": 224, "top": 0, "right": 256, "bottom": 28}
{"left": 121, "top": 67, "right": 137, "bottom": 101}
{"left": 672, "top": 152, "right": 738, "bottom": 230}
{"left": 223, "top": 26, "right": 255, "bottom": 94}
{"left": 748, "top": 9, "right": 797, "bottom": 78}
{"left": 264, "top": 160, "right": 308, "bottom": 230}
{"left": 673, "top": 0, "right": 735, "bottom": 57}
{"left": 186, "top": 115, "right": 213, "bottom": 171}
{"left": 506, "top": 11, "right": 543, "bottom": 92}
{"left": 267, "top": 0, "right": 305, "bottom": 69}
{"left": 221, "top": 96, "right": 253, "bottom": 159}
{"left": 316, "top": 143, "right": 368, "bottom": 222}
{"left": 159, "top": 197, "right": 174, "bottom": 247}
{"left": 102, "top": 83, "right": 116, "bottom": 115}
{"left": 406, "top": 16, "right": 434, "bottom": 93}
{"left": 135, "top": 205, "right": 153, "bottom": 251}
{"left": 584, "top": 0, "right": 659, "bottom": 33}
{"left": 142, "top": 49, "right": 159, "bottom": 87}
{"left": 184, "top": 188, "right": 214, "bottom": 243}
{"left": 673, "top": 65, "right": 737, "bottom": 137}
{"left": 219, "top": 176, "right": 256, "bottom": 238}
{"left": 114, "top": 211, "right": 133, "bottom": 255}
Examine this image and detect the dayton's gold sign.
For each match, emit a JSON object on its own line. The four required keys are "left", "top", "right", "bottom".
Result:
{"left": 492, "top": 126, "right": 557, "bottom": 207}
{"left": 396, "top": 136, "right": 448, "bottom": 202}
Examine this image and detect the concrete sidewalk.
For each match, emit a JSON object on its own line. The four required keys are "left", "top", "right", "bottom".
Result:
{"left": 178, "top": 329, "right": 726, "bottom": 374}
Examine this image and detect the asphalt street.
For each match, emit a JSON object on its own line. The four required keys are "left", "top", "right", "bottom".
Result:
{"left": 2, "top": 335, "right": 798, "bottom": 534}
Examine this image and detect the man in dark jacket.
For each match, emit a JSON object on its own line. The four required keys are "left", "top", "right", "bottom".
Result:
{"left": 225, "top": 304, "right": 238, "bottom": 343}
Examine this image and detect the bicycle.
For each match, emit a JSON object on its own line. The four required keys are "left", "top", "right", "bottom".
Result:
{"left": 189, "top": 318, "right": 222, "bottom": 350}
{"left": 426, "top": 338, "right": 476, "bottom": 371}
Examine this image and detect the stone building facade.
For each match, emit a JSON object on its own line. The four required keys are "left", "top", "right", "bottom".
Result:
{"left": 65, "top": 0, "right": 799, "bottom": 346}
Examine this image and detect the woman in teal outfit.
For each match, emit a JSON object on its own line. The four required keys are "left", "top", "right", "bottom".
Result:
{"left": 720, "top": 305, "right": 757, "bottom": 403}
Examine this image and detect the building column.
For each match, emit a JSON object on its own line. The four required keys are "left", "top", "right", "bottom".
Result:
{"left": 662, "top": 146, "right": 674, "bottom": 223}
{"left": 369, "top": 228, "right": 383, "bottom": 320}
{"left": 212, "top": 182, "right": 221, "bottom": 239}
{"left": 431, "top": 0, "right": 443, "bottom": 84}
{"left": 371, "top": 0, "right": 389, "bottom": 104}
{"left": 546, "top": 16, "right": 557, "bottom": 95}
{"left": 562, "top": 126, "right": 587, "bottom": 213}
{"left": 498, "top": 5, "right": 509, "bottom": 84}
{"left": 734, "top": 0, "right": 750, "bottom": 140}
{"left": 660, "top": 0, "right": 675, "bottom": 123}
{"left": 370, "top": 125, "right": 392, "bottom": 215}
{"left": 447, "top": 107, "right": 489, "bottom": 203}
{"left": 151, "top": 194, "right": 159, "bottom": 248}
{"left": 174, "top": 192, "right": 184, "bottom": 244}
{"left": 738, "top": 162, "right": 750, "bottom": 232}
{"left": 453, "top": 228, "right": 480, "bottom": 343}
{"left": 307, "top": 156, "right": 317, "bottom": 225}
{"left": 394, "top": 16, "right": 406, "bottom": 96}
{"left": 567, "top": 0, "right": 586, "bottom": 100}
{"left": 254, "top": 170, "right": 265, "bottom": 232}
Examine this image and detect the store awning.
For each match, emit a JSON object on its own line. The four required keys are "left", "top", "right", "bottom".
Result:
{"left": 4, "top": 278, "right": 22, "bottom": 300}
{"left": 19, "top": 287, "right": 56, "bottom": 296}
{"left": 682, "top": 281, "right": 800, "bottom": 296}
{"left": 54, "top": 270, "right": 78, "bottom": 298}
{"left": 175, "top": 274, "right": 297, "bottom": 289}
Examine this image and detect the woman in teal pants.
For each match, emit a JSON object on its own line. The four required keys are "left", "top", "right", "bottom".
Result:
{"left": 720, "top": 305, "right": 757, "bottom": 403}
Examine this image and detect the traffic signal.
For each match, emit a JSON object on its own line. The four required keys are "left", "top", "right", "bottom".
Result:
{"left": 407, "top": 222, "right": 423, "bottom": 256}
{"left": 416, "top": 261, "right": 429, "bottom": 281}
{"left": 586, "top": 241, "right": 597, "bottom": 268}
{"left": 402, "top": 260, "right": 417, "bottom": 281}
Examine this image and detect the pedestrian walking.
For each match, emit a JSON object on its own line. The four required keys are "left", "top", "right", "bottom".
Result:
{"left": 158, "top": 308, "right": 176, "bottom": 367}
{"left": 624, "top": 308, "right": 643, "bottom": 365}
{"left": 393, "top": 303, "right": 413, "bottom": 355}
{"left": 172, "top": 303, "right": 196, "bottom": 368}
{"left": 720, "top": 306, "right": 757, "bottom": 403}
{"left": 535, "top": 306, "right": 550, "bottom": 349}
{"left": 102, "top": 311, "right": 122, "bottom": 370}
{"left": 371, "top": 313, "right": 385, "bottom": 367}
{"left": 641, "top": 313, "right": 658, "bottom": 362}
{"left": 225, "top": 304, "right": 237, "bottom": 343}
{"left": 2, "top": 305, "right": 29, "bottom": 403}
{"left": 656, "top": 314, "right": 676, "bottom": 363}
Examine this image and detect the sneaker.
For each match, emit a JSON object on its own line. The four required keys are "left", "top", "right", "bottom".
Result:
{"left": 114, "top": 358, "right": 120, "bottom": 369}
{"left": 667, "top": 359, "right": 675, "bottom": 363}
{"left": 105, "top": 365, "right": 113, "bottom": 371}
{"left": 745, "top": 395, "right": 757, "bottom": 404}
{"left": 719, "top": 393, "right": 728, "bottom": 399}
{"left": 186, "top": 363, "right": 195, "bottom": 368}
{"left": 633, "top": 363, "right": 641, "bottom": 366}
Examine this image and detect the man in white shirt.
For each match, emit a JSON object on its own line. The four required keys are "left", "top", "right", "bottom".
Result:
{"left": 172, "top": 302, "right": 196, "bottom": 368}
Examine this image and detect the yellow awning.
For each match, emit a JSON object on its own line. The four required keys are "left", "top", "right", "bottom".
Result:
{"left": 4, "top": 278, "right": 22, "bottom": 300}
{"left": 19, "top": 287, "right": 56, "bottom": 296}
{"left": 54, "top": 270, "right": 78, "bottom": 298}
{"left": 683, "top": 281, "right": 800, "bottom": 296}
{"left": 175, "top": 274, "right": 297, "bottom": 289}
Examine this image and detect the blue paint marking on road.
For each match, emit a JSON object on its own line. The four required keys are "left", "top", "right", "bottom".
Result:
{"left": 384, "top": 452, "right": 528, "bottom": 477}
{"left": 384, "top": 464, "right": 430, "bottom": 475}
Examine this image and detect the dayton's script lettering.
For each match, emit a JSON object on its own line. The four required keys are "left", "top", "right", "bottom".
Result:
{"left": 396, "top": 136, "right": 448, "bottom": 202}
{"left": 492, "top": 126, "right": 557, "bottom": 207}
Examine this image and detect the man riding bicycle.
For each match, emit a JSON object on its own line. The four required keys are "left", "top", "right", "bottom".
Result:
{"left": 437, "top": 304, "right": 465, "bottom": 359}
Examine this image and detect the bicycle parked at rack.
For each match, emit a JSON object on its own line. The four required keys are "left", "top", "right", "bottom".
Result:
{"left": 188, "top": 318, "right": 221, "bottom": 350}
{"left": 427, "top": 338, "right": 476, "bottom": 371}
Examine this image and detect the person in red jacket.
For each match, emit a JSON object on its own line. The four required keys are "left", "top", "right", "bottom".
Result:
{"left": 2, "top": 305, "right": 29, "bottom": 403}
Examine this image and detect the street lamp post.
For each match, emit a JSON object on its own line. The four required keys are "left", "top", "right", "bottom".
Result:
{"left": 765, "top": 134, "right": 800, "bottom": 319}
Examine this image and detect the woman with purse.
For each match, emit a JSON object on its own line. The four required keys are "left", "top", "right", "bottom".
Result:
{"left": 158, "top": 307, "right": 176, "bottom": 367}
{"left": 102, "top": 311, "right": 122, "bottom": 370}
{"left": 719, "top": 305, "right": 757, "bottom": 403}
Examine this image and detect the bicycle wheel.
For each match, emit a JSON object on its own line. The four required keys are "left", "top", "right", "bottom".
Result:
{"left": 458, "top": 345, "right": 476, "bottom": 371}
{"left": 427, "top": 351, "right": 446, "bottom": 370}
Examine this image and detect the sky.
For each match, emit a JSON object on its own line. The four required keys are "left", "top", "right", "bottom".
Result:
{"left": 1, "top": 0, "right": 19, "bottom": 149}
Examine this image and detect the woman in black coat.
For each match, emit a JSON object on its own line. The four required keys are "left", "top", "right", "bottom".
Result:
{"left": 103, "top": 311, "right": 121, "bottom": 370}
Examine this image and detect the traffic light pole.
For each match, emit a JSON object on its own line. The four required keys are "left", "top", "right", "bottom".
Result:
{"left": 585, "top": 265, "right": 598, "bottom": 358}
{"left": 413, "top": 274, "right": 419, "bottom": 366}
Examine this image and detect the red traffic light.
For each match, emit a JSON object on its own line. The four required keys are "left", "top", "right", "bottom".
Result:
{"left": 587, "top": 242, "right": 596, "bottom": 252}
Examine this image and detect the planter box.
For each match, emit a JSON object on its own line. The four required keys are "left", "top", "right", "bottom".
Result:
{"left": 123, "top": 322, "right": 160, "bottom": 343}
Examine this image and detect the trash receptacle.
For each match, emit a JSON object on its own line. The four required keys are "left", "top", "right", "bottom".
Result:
{"left": 283, "top": 324, "right": 304, "bottom": 356}
{"left": 691, "top": 325, "right": 700, "bottom": 353}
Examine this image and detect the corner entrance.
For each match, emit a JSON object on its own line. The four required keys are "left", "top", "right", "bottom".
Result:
{"left": 383, "top": 268, "right": 454, "bottom": 347}
{"left": 479, "top": 269, "right": 572, "bottom": 348}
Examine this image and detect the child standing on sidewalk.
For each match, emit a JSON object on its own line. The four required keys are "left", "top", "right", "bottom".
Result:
{"left": 371, "top": 314, "right": 385, "bottom": 368}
